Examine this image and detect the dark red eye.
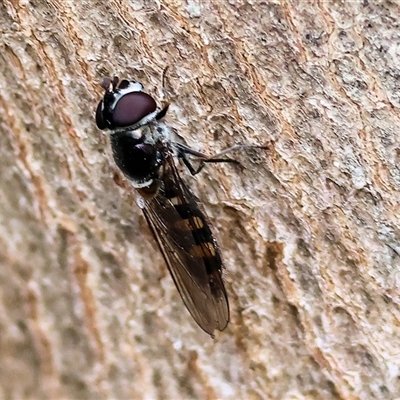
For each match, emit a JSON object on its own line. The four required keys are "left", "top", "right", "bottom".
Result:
{"left": 113, "top": 92, "right": 157, "bottom": 127}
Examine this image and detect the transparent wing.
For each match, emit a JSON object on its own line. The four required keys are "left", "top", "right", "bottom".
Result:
{"left": 141, "top": 158, "right": 229, "bottom": 336}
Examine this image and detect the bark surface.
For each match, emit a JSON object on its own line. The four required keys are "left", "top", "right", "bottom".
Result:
{"left": 1, "top": 1, "right": 399, "bottom": 399}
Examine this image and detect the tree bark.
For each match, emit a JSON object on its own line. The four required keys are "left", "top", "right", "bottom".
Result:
{"left": 1, "top": 1, "right": 399, "bottom": 399}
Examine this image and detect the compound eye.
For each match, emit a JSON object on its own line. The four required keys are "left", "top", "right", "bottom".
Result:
{"left": 95, "top": 100, "right": 108, "bottom": 130}
{"left": 113, "top": 92, "right": 157, "bottom": 127}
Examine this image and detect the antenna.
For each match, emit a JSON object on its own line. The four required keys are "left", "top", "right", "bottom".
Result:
{"left": 156, "top": 67, "right": 171, "bottom": 120}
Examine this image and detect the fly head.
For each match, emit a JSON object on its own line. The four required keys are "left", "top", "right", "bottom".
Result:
{"left": 96, "top": 77, "right": 158, "bottom": 131}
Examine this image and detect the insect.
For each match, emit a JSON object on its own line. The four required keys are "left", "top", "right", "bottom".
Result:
{"left": 95, "top": 76, "right": 263, "bottom": 336}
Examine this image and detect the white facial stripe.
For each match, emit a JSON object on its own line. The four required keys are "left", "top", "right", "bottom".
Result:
{"left": 131, "top": 178, "right": 154, "bottom": 188}
{"left": 122, "top": 81, "right": 143, "bottom": 93}
{"left": 134, "top": 110, "right": 158, "bottom": 127}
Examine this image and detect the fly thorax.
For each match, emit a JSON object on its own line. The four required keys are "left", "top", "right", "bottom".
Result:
{"left": 110, "top": 130, "right": 162, "bottom": 188}
{"left": 154, "top": 121, "right": 171, "bottom": 143}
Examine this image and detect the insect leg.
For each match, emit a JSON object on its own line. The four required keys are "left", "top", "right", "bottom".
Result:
{"left": 175, "top": 143, "right": 269, "bottom": 175}
{"left": 175, "top": 143, "right": 245, "bottom": 175}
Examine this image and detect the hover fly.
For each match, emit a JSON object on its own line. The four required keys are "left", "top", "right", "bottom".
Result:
{"left": 95, "top": 76, "right": 263, "bottom": 336}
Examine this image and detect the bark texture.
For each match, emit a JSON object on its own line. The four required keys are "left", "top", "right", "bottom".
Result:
{"left": 1, "top": 1, "right": 400, "bottom": 399}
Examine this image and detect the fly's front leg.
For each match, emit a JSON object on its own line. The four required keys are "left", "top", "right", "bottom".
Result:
{"left": 174, "top": 143, "right": 268, "bottom": 176}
